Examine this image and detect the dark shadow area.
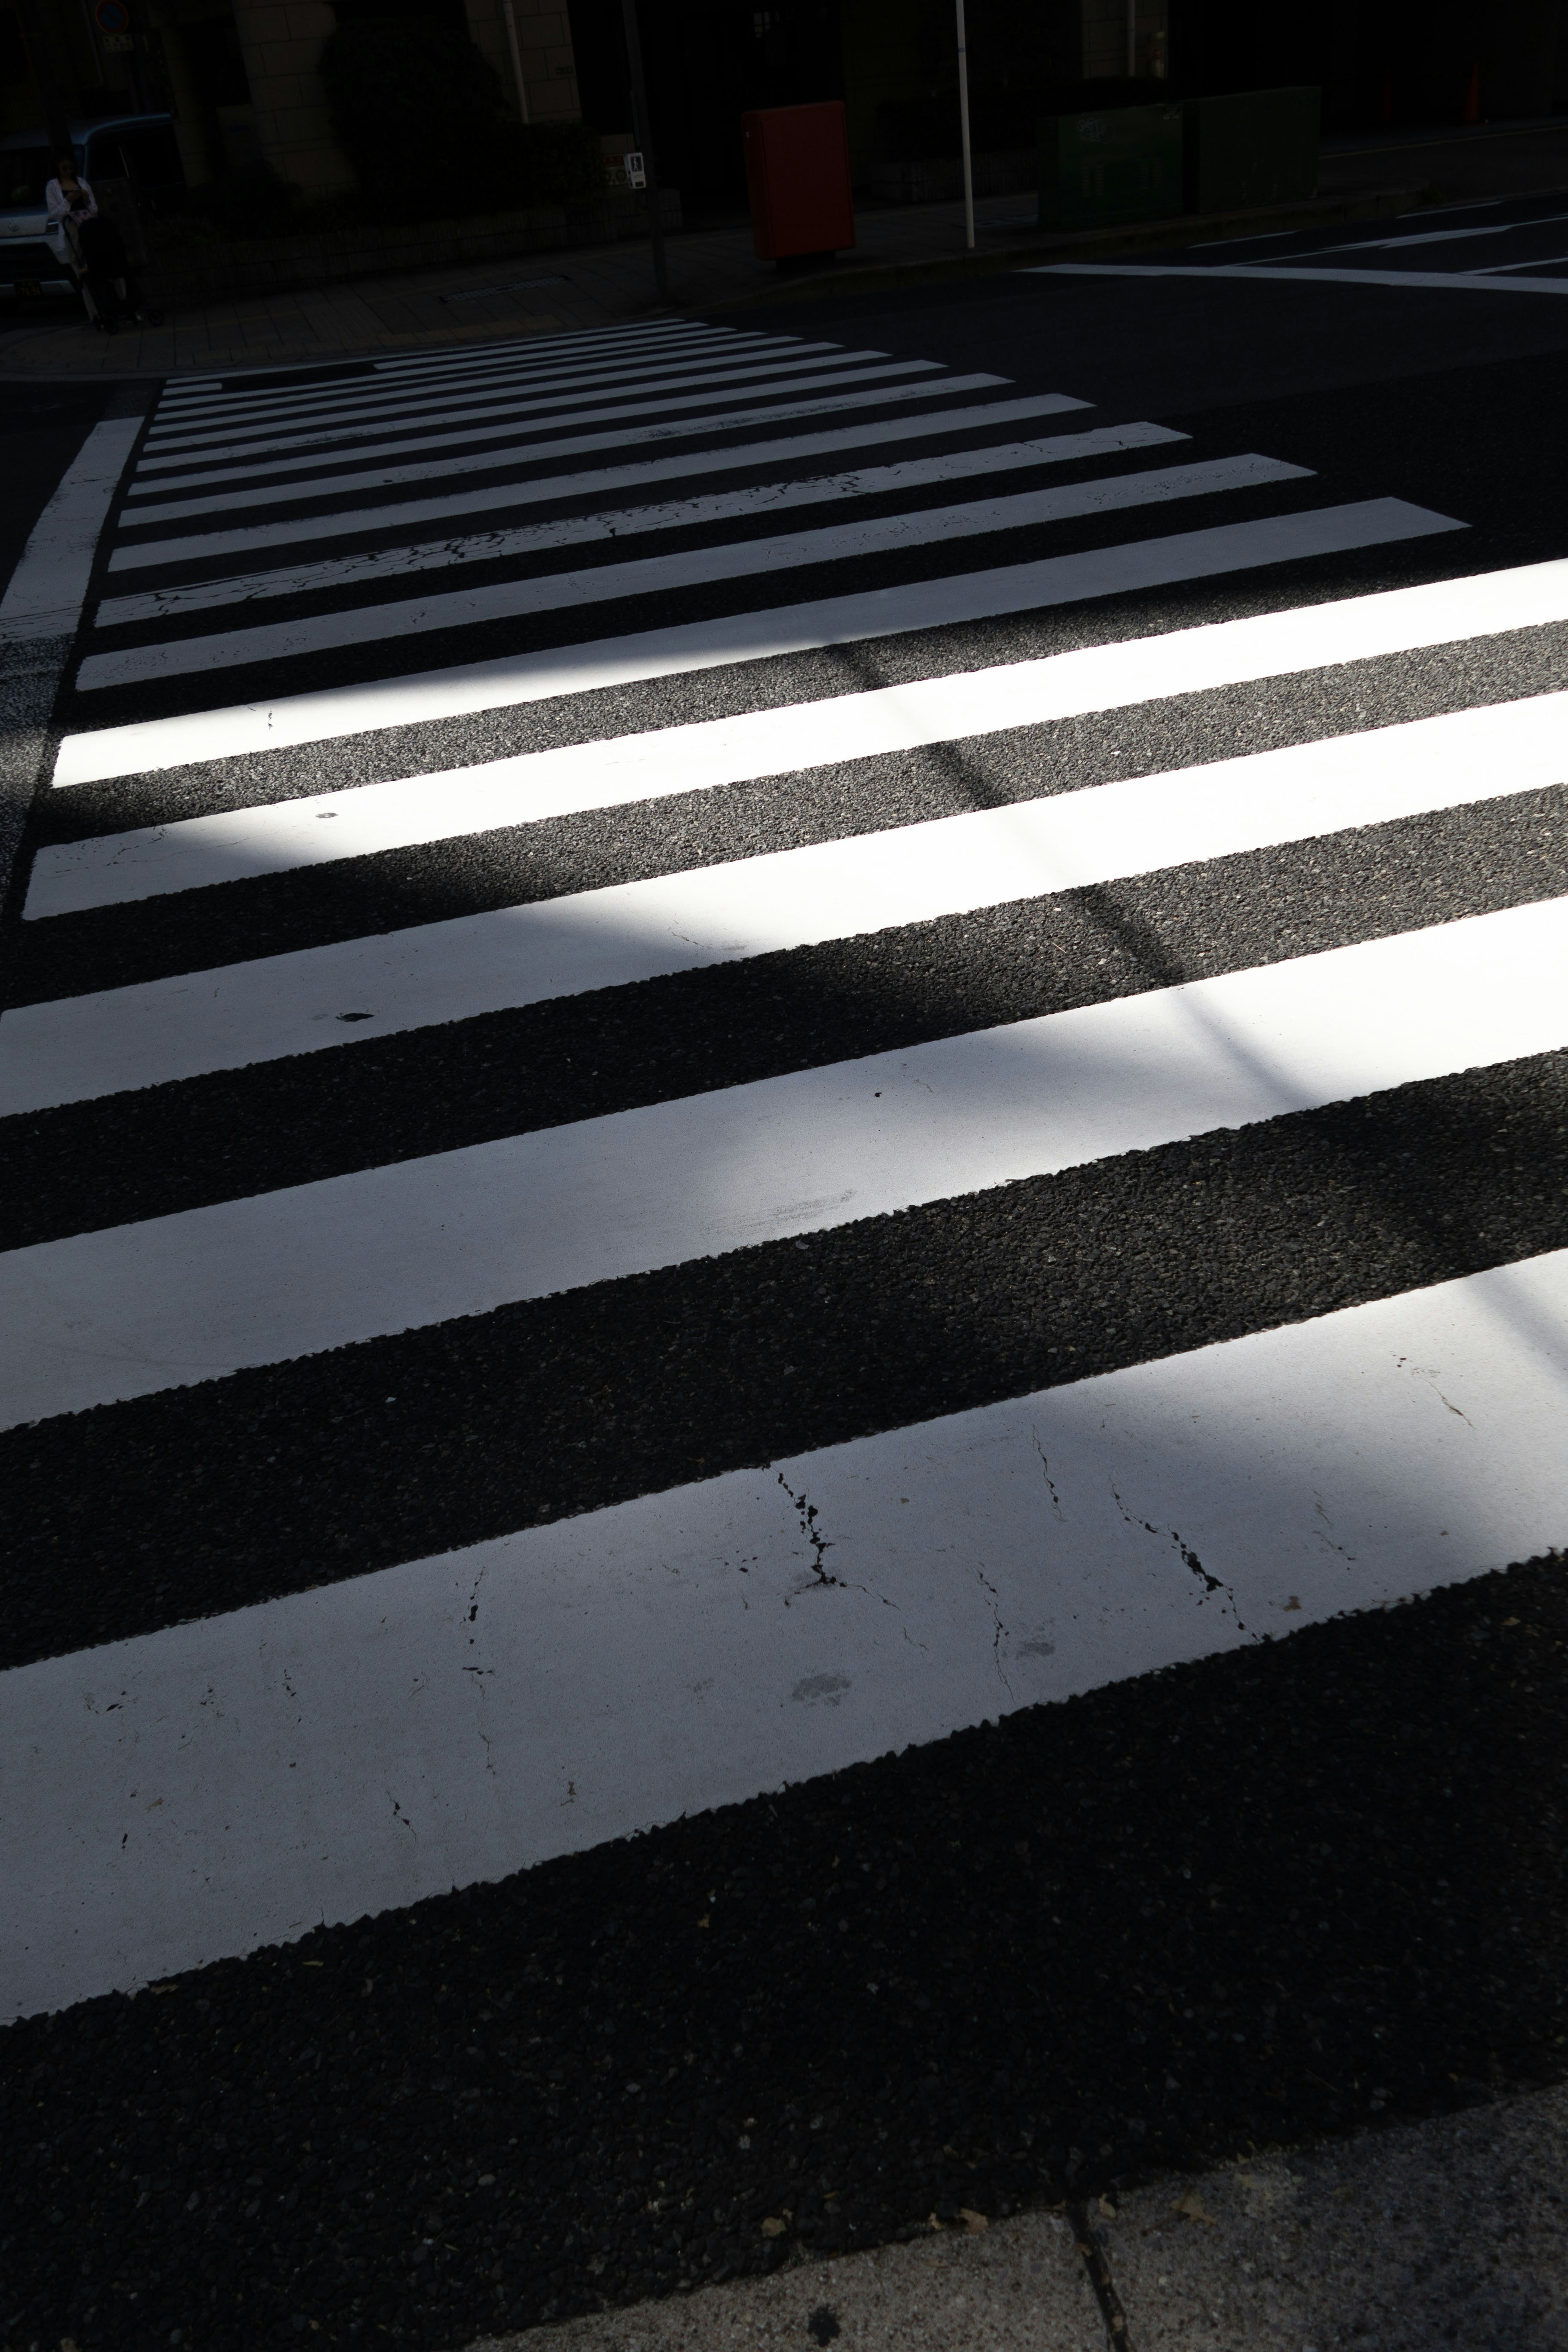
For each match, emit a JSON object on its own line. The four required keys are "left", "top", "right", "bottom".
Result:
{"left": 3, "top": 1040, "right": 1566, "bottom": 1668}
{"left": 5, "top": 783, "right": 1568, "bottom": 1238}
{"left": 720, "top": 265, "right": 1568, "bottom": 426}
{"left": 3, "top": 1541, "right": 1566, "bottom": 2348}
{"left": 0, "top": 383, "right": 114, "bottom": 592}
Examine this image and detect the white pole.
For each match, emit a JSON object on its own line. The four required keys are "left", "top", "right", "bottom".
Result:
{"left": 502, "top": 0, "right": 531, "bottom": 124}
{"left": 955, "top": 0, "right": 974, "bottom": 250}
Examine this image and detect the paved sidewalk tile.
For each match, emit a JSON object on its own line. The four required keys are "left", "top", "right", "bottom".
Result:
{"left": 0, "top": 199, "right": 1010, "bottom": 381}
{"left": 0, "top": 178, "right": 1419, "bottom": 382}
{"left": 471, "top": 2083, "right": 1568, "bottom": 2350}
{"left": 474, "top": 2210, "right": 1103, "bottom": 2350}
{"left": 1102, "top": 2080, "right": 1568, "bottom": 2350}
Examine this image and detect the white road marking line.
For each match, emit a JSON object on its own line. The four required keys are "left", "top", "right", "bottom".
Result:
{"left": 372, "top": 319, "right": 731, "bottom": 365}
{"left": 98, "top": 431, "right": 1202, "bottom": 624}
{"left": 126, "top": 360, "right": 951, "bottom": 490}
{"left": 151, "top": 319, "right": 718, "bottom": 412}
{"left": 117, "top": 375, "right": 1028, "bottom": 525}
{"left": 1469, "top": 251, "right": 1568, "bottom": 274}
{"left": 149, "top": 327, "right": 781, "bottom": 430}
{"left": 1275, "top": 207, "right": 1568, "bottom": 259}
{"left": 76, "top": 456, "right": 1315, "bottom": 690}
{"left": 7, "top": 1241, "right": 1565, "bottom": 2018}
{"left": 0, "top": 416, "right": 142, "bottom": 644}
{"left": 35, "top": 600, "right": 1537, "bottom": 905}
{"left": 2, "top": 895, "right": 1564, "bottom": 1429}
{"left": 51, "top": 499, "right": 1466, "bottom": 786}
{"left": 137, "top": 348, "right": 902, "bottom": 466}
{"left": 11, "top": 691, "right": 1566, "bottom": 1111}
{"left": 1033, "top": 261, "right": 1568, "bottom": 297}
{"left": 109, "top": 398, "right": 1115, "bottom": 569}
{"left": 141, "top": 335, "right": 839, "bottom": 453}
{"left": 144, "top": 327, "right": 811, "bottom": 419}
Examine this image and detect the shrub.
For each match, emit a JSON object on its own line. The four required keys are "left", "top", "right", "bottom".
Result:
{"left": 878, "top": 79, "right": 1178, "bottom": 161}
{"left": 194, "top": 158, "right": 301, "bottom": 237}
{"left": 318, "top": 15, "right": 506, "bottom": 205}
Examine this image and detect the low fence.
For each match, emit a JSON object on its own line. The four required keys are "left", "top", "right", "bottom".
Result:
{"left": 869, "top": 87, "right": 1321, "bottom": 223}
{"left": 866, "top": 148, "right": 1036, "bottom": 205}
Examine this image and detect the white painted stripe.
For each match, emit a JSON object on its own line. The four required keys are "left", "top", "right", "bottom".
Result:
{"left": 51, "top": 499, "right": 1466, "bottom": 786}
{"left": 140, "top": 337, "right": 838, "bottom": 454}
{"left": 0, "top": 416, "right": 141, "bottom": 643}
{"left": 149, "top": 328, "right": 775, "bottom": 429}
{"left": 145, "top": 340, "right": 763, "bottom": 443}
{"left": 136, "top": 348, "right": 903, "bottom": 467}
{"left": 2, "top": 895, "right": 1564, "bottom": 1429}
{"left": 42, "top": 625, "right": 1536, "bottom": 911}
{"left": 1251, "top": 208, "right": 1568, "bottom": 259}
{"left": 109, "top": 398, "right": 1119, "bottom": 571}
{"left": 143, "top": 330, "right": 811, "bottom": 424}
{"left": 1470, "top": 250, "right": 1568, "bottom": 274}
{"left": 76, "top": 456, "right": 1316, "bottom": 691}
{"left": 150, "top": 321, "right": 717, "bottom": 413}
{"left": 11, "top": 690, "right": 1567, "bottom": 1111}
{"left": 1033, "top": 261, "right": 1568, "bottom": 296}
{"left": 99, "top": 430, "right": 1201, "bottom": 625}
{"left": 152, "top": 321, "right": 724, "bottom": 409}
{"left": 122, "top": 353, "right": 949, "bottom": 487}
{"left": 370, "top": 320, "right": 738, "bottom": 370}
{"left": 7, "top": 1244, "right": 1565, "bottom": 2018}
{"left": 122, "top": 369, "right": 1011, "bottom": 512}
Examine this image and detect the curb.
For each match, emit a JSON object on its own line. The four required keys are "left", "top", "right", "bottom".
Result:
{"left": 698, "top": 184, "right": 1429, "bottom": 311}
{"left": 0, "top": 382, "right": 152, "bottom": 931}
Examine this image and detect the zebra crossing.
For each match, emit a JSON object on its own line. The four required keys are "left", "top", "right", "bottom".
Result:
{"left": 3, "top": 313, "right": 1568, "bottom": 2036}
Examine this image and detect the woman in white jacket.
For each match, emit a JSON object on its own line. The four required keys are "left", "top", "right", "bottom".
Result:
{"left": 44, "top": 158, "right": 97, "bottom": 270}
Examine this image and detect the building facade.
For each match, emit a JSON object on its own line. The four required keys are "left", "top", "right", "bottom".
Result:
{"left": 4, "top": 0, "right": 582, "bottom": 192}
{"left": 5, "top": 0, "right": 1568, "bottom": 205}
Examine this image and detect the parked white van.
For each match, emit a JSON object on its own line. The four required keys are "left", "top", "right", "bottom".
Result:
{"left": 0, "top": 116, "right": 185, "bottom": 296}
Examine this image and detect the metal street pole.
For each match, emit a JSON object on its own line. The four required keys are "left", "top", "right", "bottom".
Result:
{"left": 502, "top": 0, "right": 531, "bottom": 124}
{"left": 618, "top": 0, "right": 670, "bottom": 304}
{"left": 954, "top": 0, "right": 974, "bottom": 251}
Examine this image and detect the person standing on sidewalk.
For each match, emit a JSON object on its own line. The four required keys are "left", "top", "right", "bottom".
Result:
{"left": 45, "top": 157, "right": 97, "bottom": 275}
{"left": 45, "top": 158, "right": 97, "bottom": 260}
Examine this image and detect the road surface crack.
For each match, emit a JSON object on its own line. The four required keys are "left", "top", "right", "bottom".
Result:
{"left": 1111, "top": 1484, "right": 1250, "bottom": 1634}
{"left": 777, "top": 1473, "right": 843, "bottom": 1594}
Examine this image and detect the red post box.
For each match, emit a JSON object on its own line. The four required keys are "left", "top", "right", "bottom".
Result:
{"left": 742, "top": 100, "right": 855, "bottom": 263}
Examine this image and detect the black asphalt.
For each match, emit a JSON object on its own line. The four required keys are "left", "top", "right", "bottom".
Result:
{"left": 5, "top": 218, "right": 1568, "bottom": 2352}
{"left": 4, "top": 1550, "right": 1566, "bottom": 2348}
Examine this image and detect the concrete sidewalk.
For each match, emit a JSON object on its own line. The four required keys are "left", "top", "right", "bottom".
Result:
{"left": 0, "top": 180, "right": 1416, "bottom": 383}
{"left": 477, "top": 2080, "right": 1568, "bottom": 2350}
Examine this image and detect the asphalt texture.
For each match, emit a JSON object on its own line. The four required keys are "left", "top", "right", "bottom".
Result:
{"left": 4, "top": 1557, "right": 1567, "bottom": 2347}
{"left": 5, "top": 206, "right": 1568, "bottom": 2352}
{"left": 0, "top": 382, "right": 111, "bottom": 594}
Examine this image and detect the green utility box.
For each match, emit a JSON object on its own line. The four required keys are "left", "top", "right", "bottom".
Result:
{"left": 1037, "top": 103, "right": 1184, "bottom": 232}
{"left": 1183, "top": 86, "right": 1320, "bottom": 213}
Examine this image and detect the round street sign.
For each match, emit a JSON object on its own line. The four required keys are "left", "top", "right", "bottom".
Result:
{"left": 94, "top": 1, "right": 131, "bottom": 32}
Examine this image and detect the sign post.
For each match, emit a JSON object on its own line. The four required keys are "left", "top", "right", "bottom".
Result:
{"left": 618, "top": 0, "right": 670, "bottom": 302}
{"left": 955, "top": 0, "right": 975, "bottom": 250}
{"left": 501, "top": 0, "right": 531, "bottom": 125}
